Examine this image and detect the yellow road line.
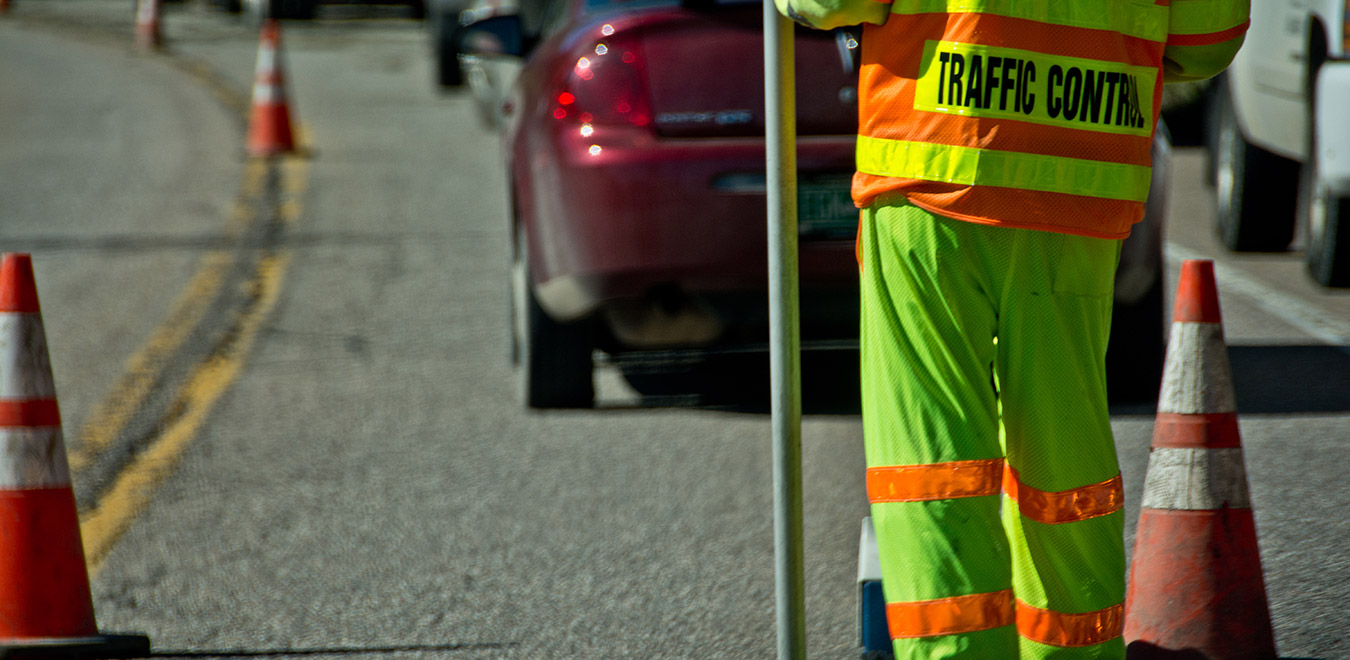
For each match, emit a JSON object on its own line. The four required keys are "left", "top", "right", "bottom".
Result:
{"left": 66, "top": 252, "right": 228, "bottom": 473}
{"left": 81, "top": 250, "right": 292, "bottom": 577}
{"left": 170, "top": 57, "right": 252, "bottom": 123}
{"left": 68, "top": 158, "right": 268, "bottom": 474}
{"left": 279, "top": 151, "right": 311, "bottom": 226}
{"left": 80, "top": 151, "right": 306, "bottom": 576}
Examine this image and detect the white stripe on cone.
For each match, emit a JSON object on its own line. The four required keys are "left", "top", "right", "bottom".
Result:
{"left": 1140, "top": 447, "right": 1252, "bottom": 511}
{"left": 0, "top": 428, "right": 71, "bottom": 489}
{"left": 136, "top": 0, "right": 158, "bottom": 23}
{"left": 253, "top": 82, "right": 282, "bottom": 105}
{"left": 0, "top": 312, "right": 70, "bottom": 489}
{"left": 255, "top": 48, "right": 278, "bottom": 77}
{"left": 252, "top": 43, "right": 284, "bottom": 107}
{"left": 1158, "top": 322, "right": 1236, "bottom": 415}
{"left": 0, "top": 314, "right": 57, "bottom": 399}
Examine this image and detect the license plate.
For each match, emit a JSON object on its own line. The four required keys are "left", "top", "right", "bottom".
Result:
{"left": 798, "top": 178, "right": 856, "bottom": 239}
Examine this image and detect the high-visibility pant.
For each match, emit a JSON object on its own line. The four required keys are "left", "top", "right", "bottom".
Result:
{"left": 858, "top": 201, "right": 1127, "bottom": 659}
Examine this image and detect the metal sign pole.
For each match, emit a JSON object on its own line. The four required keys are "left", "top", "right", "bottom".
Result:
{"left": 763, "top": 3, "right": 805, "bottom": 660}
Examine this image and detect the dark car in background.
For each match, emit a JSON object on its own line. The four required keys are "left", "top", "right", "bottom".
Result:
{"left": 460, "top": 0, "right": 1169, "bottom": 409}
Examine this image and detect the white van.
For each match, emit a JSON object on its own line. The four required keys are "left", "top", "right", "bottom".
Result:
{"left": 1208, "top": 0, "right": 1350, "bottom": 286}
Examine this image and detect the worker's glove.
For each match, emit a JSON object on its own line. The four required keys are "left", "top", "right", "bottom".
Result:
{"left": 774, "top": 0, "right": 889, "bottom": 30}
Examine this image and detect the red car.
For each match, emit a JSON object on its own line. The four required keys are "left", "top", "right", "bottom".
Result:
{"left": 460, "top": 0, "right": 1168, "bottom": 409}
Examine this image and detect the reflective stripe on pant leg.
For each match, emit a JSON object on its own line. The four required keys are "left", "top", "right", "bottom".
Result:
{"left": 859, "top": 203, "right": 1015, "bottom": 658}
{"left": 995, "top": 228, "right": 1126, "bottom": 659}
{"left": 1004, "top": 465, "right": 1126, "bottom": 652}
{"left": 1004, "top": 509, "right": 1126, "bottom": 657}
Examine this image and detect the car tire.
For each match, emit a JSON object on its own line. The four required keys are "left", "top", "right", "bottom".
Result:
{"left": 1213, "top": 75, "right": 1300, "bottom": 252}
{"left": 1105, "top": 267, "right": 1165, "bottom": 404}
{"left": 245, "top": 0, "right": 315, "bottom": 20}
{"left": 432, "top": 9, "right": 465, "bottom": 87}
{"left": 285, "top": 0, "right": 316, "bottom": 19}
{"left": 1306, "top": 190, "right": 1350, "bottom": 286}
{"left": 512, "top": 228, "right": 595, "bottom": 409}
{"left": 698, "top": 353, "right": 770, "bottom": 407}
{"left": 1302, "top": 76, "right": 1350, "bottom": 287}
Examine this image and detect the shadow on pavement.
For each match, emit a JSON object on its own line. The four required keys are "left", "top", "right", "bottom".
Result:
{"left": 1126, "top": 641, "right": 1323, "bottom": 660}
{"left": 1228, "top": 344, "right": 1350, "bottom": 414}
{"left": 620, "top": 349, "right": 862, "bottom": 416}
{"left": 611, "top": 343, "right": 1350, "bottom": 416}
{"left": 151, "top": 642, "right": 517, "bottom": 657}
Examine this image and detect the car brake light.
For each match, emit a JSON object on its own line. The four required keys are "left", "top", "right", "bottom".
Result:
{"left": 552, "top": 32, "right": 650, "bottom": 129}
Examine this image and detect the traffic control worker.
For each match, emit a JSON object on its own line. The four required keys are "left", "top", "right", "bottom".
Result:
{"left": 774, "top": 0, "right": 1248, "bottom": 658}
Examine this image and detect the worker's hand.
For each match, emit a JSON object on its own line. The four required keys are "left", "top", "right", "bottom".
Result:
{"left": 775, "top": 0, "right": 889, "bottom": 30}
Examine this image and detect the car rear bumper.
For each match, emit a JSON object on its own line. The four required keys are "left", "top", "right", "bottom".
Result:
{"left": 519, "top": 127, "right": 858, "bottom": 346}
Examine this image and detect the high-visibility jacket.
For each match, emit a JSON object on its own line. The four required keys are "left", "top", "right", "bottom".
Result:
{"left": 777, "top": 0, "right": 1249, "bottom": 239}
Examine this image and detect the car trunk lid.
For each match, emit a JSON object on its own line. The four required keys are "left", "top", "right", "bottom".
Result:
{"left": 616, "top": 5, "right": 859, "bottom": 138}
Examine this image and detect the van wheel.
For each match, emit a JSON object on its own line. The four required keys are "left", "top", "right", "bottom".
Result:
{"left": 1213, "top": 76, "right": 1299, "bottom": 252}
{"left": 1306, "top": 186, "right": 1350, "bottom": 287}
{"left": 1303, "top": 71, "right": 1350, "bottom": 287}
{"left": 512, "top": 229, "right": 594, "bottom": 409}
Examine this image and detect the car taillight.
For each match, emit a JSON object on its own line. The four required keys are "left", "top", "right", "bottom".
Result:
{"left": 552, "top": 31, "right": 650, "bottom": 129}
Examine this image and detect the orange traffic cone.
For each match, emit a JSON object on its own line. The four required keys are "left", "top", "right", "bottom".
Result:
{"left": 246, "top": 19, "right": 296, "bottom": 157}
{"left": 133, "top": 0, "right": 161, "bottom": 50}
{"left": 1123, "top": 260, "right": 1277, "bottom": 660}
{"left": 0, "top": 254, "right": 151, "bottom": 660}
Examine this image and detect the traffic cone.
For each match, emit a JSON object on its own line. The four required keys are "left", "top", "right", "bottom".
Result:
{"left": 0, "top": 253, "right": 151, "bottom": 660}
{"left": 1123, "top": 260, "right": 1277, "bottom": 660}
{"left": 246, "top": 19, "right": 296, "bottom": 157}
{"left": 133, "top": 0, "right": 161, "bottom": 50}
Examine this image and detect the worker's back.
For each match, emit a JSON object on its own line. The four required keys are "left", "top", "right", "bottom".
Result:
{"left": 779, "top": 0, "right": 1249, "bottom": 239}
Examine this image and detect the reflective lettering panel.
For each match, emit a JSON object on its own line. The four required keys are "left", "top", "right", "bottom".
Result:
{"left": 915, "top": 40, "right": 1155, "bottom": 137}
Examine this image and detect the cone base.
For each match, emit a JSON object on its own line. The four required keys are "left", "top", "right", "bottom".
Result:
{"left": 246, "top": 105, "right": 295, "bottom": 157}
{"left": 1125, "top": 509, "right": 1276, "bottom": 660}
{"left": 0, "top": 633, "right": 150, "bottom": 660}
{"left": 0, "top": 488, "right": 98, "bottom": 639}
{"left": 135, "top": 32, "right": 162, "bottom": 50}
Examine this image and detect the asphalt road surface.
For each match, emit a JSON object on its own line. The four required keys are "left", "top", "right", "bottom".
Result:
{"left": 1, "top": 2, "right": 1347, "bottom": 658}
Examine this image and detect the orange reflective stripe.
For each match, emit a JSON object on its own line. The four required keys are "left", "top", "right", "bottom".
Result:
{"left": 867, "top": 459, "right": 1003, "bottom": 503}
{"left": 1016, "top": 600, "right": 1124, "bottom": 647}
{"left": 1002, "top": 465, "right": 1124, "bottom": 524}
{"left": 0, "top": 399, "right": 61, "bottom": 427}
{"left": 888, "top": 590, "right": 1015, "bottom": 638}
